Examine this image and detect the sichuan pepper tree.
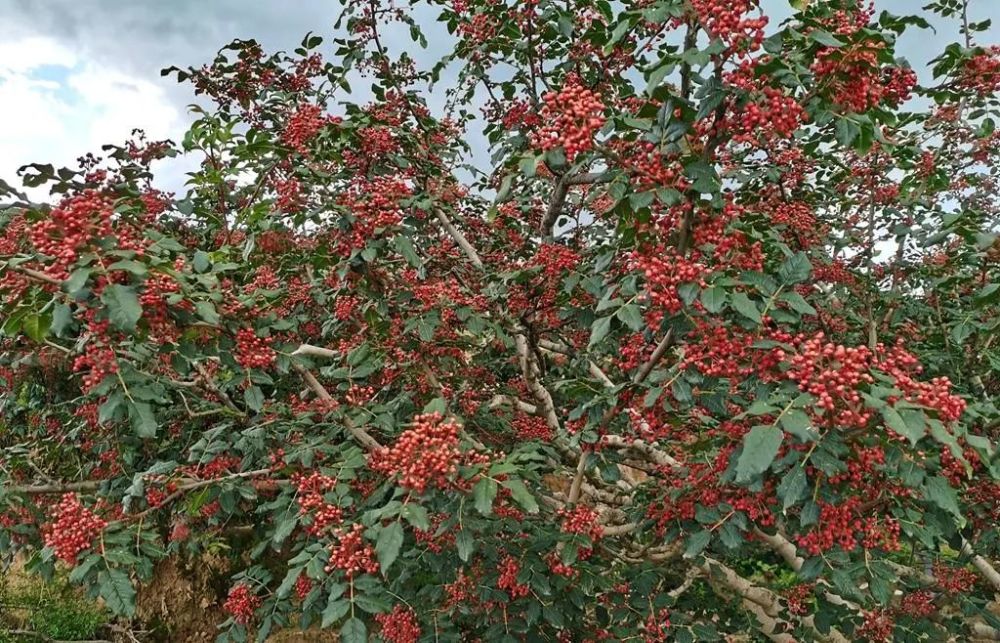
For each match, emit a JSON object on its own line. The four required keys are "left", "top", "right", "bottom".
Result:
{"left": 2, "top": 0, "right": 1000, "bottom": 640}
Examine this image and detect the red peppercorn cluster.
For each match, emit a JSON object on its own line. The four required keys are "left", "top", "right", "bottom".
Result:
{"left": 898, "top": 589, "right": 936, "bottom": 618}
{"left": 370, "top": 412, "right": 461, "bottom": 494}
{"left": 274, "top": 177, "right": 304, "bottom": 213}
{"left": 546, "top": 552, "right": 577, "bottom": 578}
{"left": 294, "top": 574, "right": 313, "bottom": 600}
{"left": 235, "top": 328, "right": 276, "bottom": 370}
{"left": 795, "top": 498, "right": 898, "bottom": 556}
{"left": 784, "top": 583, "right": 814, "bottom": 616}
{"left": 933, "top": 562, "right": 978, "bottom": 594}
{"left": 325, "top": 523, "right": 379, "bottom": 578}
{"left": 282, "top": 103, "right": 329, "bottom": 154}
{"left": 733, "top": 88, "right": 806, "bottom": 142}
{"left": 779, "top": 333, "right": 874, "bottom": 426}
{"left": 690, "top": 0, "right": 767, "bottom": 54}
{"left": 497, "top": 555, "right": 530, "bottom": 599}
{"left": 72, "top": 344, "right": 118, "bottom": 393}
{"left": 223, "top": 583, "right": 261, "bottom": 625}
{"left": 878, "top": 343, "right": 966, "bottom": 423}
{"left": 333, "top": 176, "right": 409, "bottom": 255}
{"left": 634, "top": 249, "right": 706, "bottom": 317}
{"left": 857, "top": 609, "right": 894, "bottom": 642}
{"left": 558, "top": 506, "right": 603, "bottom": 541}
{"left": 642, "top": 608, "right": 672, "bottom": 643}
{"left": 28, "top": 189, "right": 114, "bottom": 280}
{"left": 293, "top": 471, "right": 343, "bottom": 536}
{"left": 958, "top": 47, "right": 1000, "bottom": 97}
{"left": 531, "top": 75, "right": 605, "bottom": 163}
{"left": 375, "top": 605, "right": 421, "bottom": 643}
{"left": 512, "top": 414, "right": 553, "bottom": 442}
{"left": 42, "top": 494, "right": 107, "bottom": 565}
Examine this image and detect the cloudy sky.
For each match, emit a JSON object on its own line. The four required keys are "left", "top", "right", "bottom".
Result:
{"left": 1, "top": 0, "right": 997, "bottom": 200}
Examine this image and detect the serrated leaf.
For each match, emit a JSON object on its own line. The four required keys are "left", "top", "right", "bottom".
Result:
{"left": 777, "top": 466, "right": 807, "bottom": 510}
{"left": 340, "top": 618, "right": 367, "bottom": 643}
{"left": 730, "top": 292, "right": 762, "bottom": 324}
{"left": 129, "top": 402, "right": 157, "bottom": 438}
{"left": 923, "top": 476, "right": 963, "bottom": 524}
{"left": 810, "top": 29, "right": 845, "bottom": 47}
{"left": 882, "top": 406, "right": 924, "bottom": 445}
{"left": 683, "top": 529, "right": 712, "bottom": 559}
{"left": 22, "top": 313, "right": 50, "bottom": 342}
{"left": 473, "top": 477, "right": 497, "bottom": 515}
{"left": 375, "top": 521, "right": 404, "bottom": 573}
{"left": 98, "top": 568, "right": 136, "bottom": 617}
{"left": 503, "top": 479, "right": 539, "bottom": 513}
{"left": 616, "top": 303, "right": 645, "bottom": 331}
{"left": 321, "top": 598, "right": 350, "bottom": 628}
{"left": 782, "top": 292, "right": 817, "bottom": 316}
{"left": 779, "top": 409, "right": 815, "bottom": 441}
{"left": 401, "top": 503, "right": 430, "bottom": 530}
{"left": 735, "top": 425, "right": 783, "bottom": 483}
{"left": 244, "top": 386, "right": 264, "bottom": 412}
{"left": 456, "top": 530, "right": 475, "bottom": 562}
{"left": 589, "top": 316, "right": 613, "bottom": 348}
{"left": 701, "top": 286, "right": 726, "bottom": 313}
{"left": 101, "top": 284, "right": 142, "bottom": 332}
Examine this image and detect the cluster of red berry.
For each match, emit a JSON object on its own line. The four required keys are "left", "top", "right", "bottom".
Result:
{"left": 293, "top": 471, "right": 343, "bottom": 535}
{"left": 531, "top": 75, "right": 605, "bottom": 163}
{"left": 282, "top": 103, "right": 330, "bottom": 154}
{"left": 558, "top": 506, "right": 603, "bottom": 541}
{"left": 780, "top": 333, "right": 875, "bottom": 425}
{"left": 28, "top": 190, "right": 114, "bottom": 280}
{"left": 857, "top": 609, "right": 894, "bottom": 642}
{"left": 235, "top": 328, "right": 276, "bottom": 370}
{"left": 690, "top": 0, "right": 767, "bottom": 54}
{"left": 325, "top": 523, "right": 379, "bottom": 578}
{"left": 72, "top": 345, "right": 119, "bottom": 393}
{"left": 42, "top": 494, "right": 107, "bottom": 565}
{"left": 223, "top": 583, "right": 261, "bottom": 625}
{"left": 375, "top": 605, "right": 421, "bottom": 643}
{"left": 642, "top": 608, "right": 672, "bottom": 643}
{"left": 497, "top": 555, "right": 530, "bottom": 599}
{"left": 370, "top": 412, "right": 461, "bottom": 494}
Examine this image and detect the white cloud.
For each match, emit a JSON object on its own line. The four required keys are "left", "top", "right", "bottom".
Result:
{"left": 0, "top": 34, "right": 186, "bottom": 201}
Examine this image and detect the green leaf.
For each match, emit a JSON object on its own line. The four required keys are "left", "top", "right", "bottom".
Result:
{"left": 101, "top": 284, "right": 142, "bottom": 332}
{"left": 456, "top": 530, "right": 475, "bottom": 562}
{"left": 98, "top": 568, "right": 136, "bottom": 617}
{"left": 129, "top": 402, "right": 157, "bottom": 438}
{"left": 503, "top": 479, "right": 539, "bottom": 513}
{"left": 701, "top": 286, "right": 727, "bottom": 314}
{"left": 589, "top": 316, "right": 613, "bottom": 348}
{"left": 244, "top": 386, "right": 265, "bottom": 412}
{"left": 683, "top": 529, "right": 712, "bottom": 559}
{"left": 923, "top": 476, "right": 963, "bottom": 524}
{"left": 730, "top": 292, "right": 762, "bottom": 324}
{"left": 975, "top": 282, "right": 1000, "bottom": 305}
{"left": 735, "top": 425, "right": 783, "bottom": 483}
{"left": 321, "top": 598, "right": 350, "bottom": 628}
{"left": 63, "top": 267, "right": 92, "bottom": 294}
{"left": 882, "top": 406, "right": 924, "bottom": 445}
{"left": 781, "top": 292, "right": 817, "bottom": 316}
{"left": 195, "top": 300, "right": 220, "bottom": 325}
{"left": 777, "top": 466, "right": 807, "bottom": 510}
{"left": 340, "top": 618, "right": 367, "bottom": 643}
{"left": 780, "top": 409, "right": 815, "bottom": 442}
{"left": 22, "top": 313, "right": 50, "bottom": 342}
{"left": 473, "top": 477, "right": 498, "bottom": 515}
{"left": 375, "top": 521, "right": 404, "bottom": 573}
{"left": 401, "top": 503, "right": 430, "bottom": 530}
{"left": 50, "top": 303, "right": 73, "bottom": 337}
{"left": 616, "top": 304, "right": 645, "bottom": 331}
{"left": 394, "top": 235, "right": 423, "bottom": 268}
{"left": 779, "top": 253, "right": 812, "bottom": 284}
{"left": 810, "top": 29, "right": 845, "bottom": 47}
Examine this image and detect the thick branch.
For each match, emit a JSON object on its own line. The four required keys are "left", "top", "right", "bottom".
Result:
{"left": 293, "top": 363, "right": 382, "bottom": 450}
